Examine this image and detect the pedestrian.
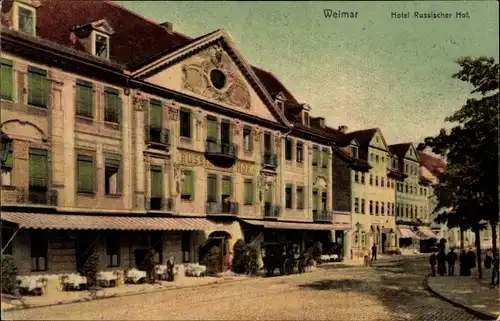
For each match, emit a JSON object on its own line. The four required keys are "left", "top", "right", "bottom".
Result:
{"left": 364, "top": 248, "right": 371, "bottom": 267}
{"left": 491, "top": 252, "right": 499, "bottom": 286}
{"left": 446, "top": 248, "right": 458, "bottom": 276}
{"left": 371, "top": 244, "right": 377, "bottom": 261}
{"left": 459, "top": 249, "right": 468, "bottom": 276}
{"left": 436, "top": 249, "right": 446, "bottom": 276}
{"left": 429, "top": 253, "right": 437, "bottom": 277}
{"left": 466, "top": 248, "right": 476, "bottom": 276}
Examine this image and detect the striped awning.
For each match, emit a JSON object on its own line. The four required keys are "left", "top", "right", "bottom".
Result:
{"left": 1, "top": 212, "right": 216, "bottom": 231}
{"left": 242, "top": 219, "right": 350, "bottom": 231}
{"left": 397, "top": 227, "right": 420, "bottom": 239}
{"left": 417, "top": 226, "right": 438, "bottom": 239}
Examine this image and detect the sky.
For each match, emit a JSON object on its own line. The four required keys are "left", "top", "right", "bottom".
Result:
{"left": 118, "top": 1, "right": 499, "bottom": 145}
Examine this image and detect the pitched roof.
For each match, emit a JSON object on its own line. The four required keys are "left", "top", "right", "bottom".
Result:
{"left": 251, "top": 66, "right": 300, "bottom": 107}
{"left": 36, "top": 0, "right": 193, "bottom": 67}
{"left": 388, "top": 143, "right": 411, "bottom": 159}
{"left": 347, "top": 128, "right": 378, "bottom": 148}
{"left": 419, "top": 152, "right": 446, "bottom": 174}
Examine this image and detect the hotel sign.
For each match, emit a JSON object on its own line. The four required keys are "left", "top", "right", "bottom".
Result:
{"left": 177, "top": 151, "right": 255, "bottom": 175}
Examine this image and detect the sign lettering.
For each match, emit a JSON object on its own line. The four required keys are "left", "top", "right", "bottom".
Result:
{"left": 178, "top": 151, "right": 255, "bottom": 175}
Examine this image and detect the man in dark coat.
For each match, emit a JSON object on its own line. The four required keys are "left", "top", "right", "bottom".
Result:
{"left": 436, "top": 250, "right": 446, "bottom": 276}
{"left": 371, "top": 244, "right": 377, "bottom": 261}
{"left": 429, "top": 253, "right": 437, "bottom": 277}
{"left": 466, "top": 248, "right": 476, "bottom": 276}
{"left": 446, "top": 248, "right": 458, "bottom": 276}
{"left": 491, "top": 252, "right": 499, "bottom": 286}
{"left": 459, "top": 249, "right": 468, "bottom": 276}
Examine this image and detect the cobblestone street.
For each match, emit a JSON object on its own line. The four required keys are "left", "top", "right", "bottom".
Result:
{"left": 2, "top": 259, "right": 486, "bottom": 321}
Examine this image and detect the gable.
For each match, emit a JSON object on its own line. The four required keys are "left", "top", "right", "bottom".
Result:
{"left": 144, "top": 45, "right": 280, "bottom": 124}
{"left": 405, "top": 144, "right": 419, "bottom": 162}
{"left": 350, "top": 139, "right": 359, "bottom": 146}
{"left": 369, "top": 130, "right": 389, "bottom": 151}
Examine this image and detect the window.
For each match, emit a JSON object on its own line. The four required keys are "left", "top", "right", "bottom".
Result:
{"left": 392, "top": 158, "right": 397, "bottom": 169}
{"left": 381, "top": 157, "right": 385, "bottom": 163}
{"left": 207, "top": 174, "right": 217, "bottom": 202}
{"left": 206, "top": 116, "right": 218, "bottom": 141}
{"left": 361, "top": 199, "right": 365, "bottom": 214}
{"left": 375, "top": 201, "right": 379, "bottom": 215}
{"left": 180, "top": 109, "right": 192, "bottom": 138}
{"left": 380, "top": 202, "right": 384, "bottom": 215}
{"left": 296, "top": 142, "right": 303, "bottom": 163}
{"left": 285, "top": 139, "right": 293, "bottom": 161}
{"left": 77, "top": 155, "right": 94, "bottom": 193}
{"left": 296, "top": 186, "right": 304, "bottom": 209}
{"left": 243, "top": 127, "right": 253, "bottom": 152}
{"left": 354, "top": 198, "right": 359, "bottom": 213}
{"left": 381, "top": 177, "right": 384, "bottom": 187}
{"left": 31, "top": 231, "right": 47, "bottom": 271}
{"left": 312, "top": 146, "right": 319, "bottom": 166}
{"left": 244, "top": 179, "right": 254, "bottom": 205}
{"left": 303, "top": 112, "right": 310, "bottom": 126}
{"left": 321, "top": 149, "right": 329, "bottom": 168}
{"left": 375, "top": 155, "right": 379, "bottom": 163}
{"left": 150, "top": 165, "right": 163, "bottom": 201}
{"left": 93, "top": 33, "right": 110, "bottom": 59}
{"left": 359, "top": 173, "right": 364, "bottom": 184}
{"left": 28, "top": 66, "right": 48, "bottom": 107}
{"left": 370, "top": 153, "right": 374, "bottom": 162}
{"left": 392, "top": 203, "right": 395, "bottom": 216}
{"left": 29, "top": 149, "right": 48, "bottom": 197}
{"left": 375, "top": 176, "right": 379, "bottom": 186}
{"left": 351, "top": 146, "right": 358, "bottom": 158}
{"left": 404, "top": 163, "right": 408, "bottom": 173}
{"left": 181, "top": 232, "right": 191, "bottom": 263}
{"left": 285, "top": 184, "right": 293, "bottom": 209}
{"left": 387, "top": 202, "right": 390, "bottom": 215}
{"left": 210, "top": 69, "right": 227, "bottom": 89}
{"left": 410, "top": 186, "right": 413, "bottom": 194}
{"left": 405, "top": 205, "right": 409, "bottom": 217}
{"left": 405, "top": 184, "right": 408, "bottom": 193}
{"left": 410, "top": 206, "right": 414, "bottom": 218}
{"left": 369, "top": 201, "right": 373, "bottom": 215}
{"left": 106, "top": 233, "right": 120, "bottom": 267}
{"left": 18, "top": 5, "right": 35, "bottom": 35}
{"left": 76, "top": 79, "right": 94, "bottom": 118}
{"left": 369, "top": 174, "right": 373, "bottom": 185}
{"left": 221, "top": 176, "right": 232, "bottom": 202}
{"left": 0, "top": 59, "right": 13, "bottom": 100}
{"left": 105, "top": 158, "right": 121, "bottom": 195}
{"left": 354, "top": 171, "right": 359, "bottom": 183}
{"left": 424, "top": 189, "right": 427, "bottom": 196}
{"left": 104, "top": 87, "right": 121, "bottom": 124}
{"left": 148, "top": 99, "right": 164, "bottom": 142}
{"left": 1, "top": 150, "right": 13, "bottom": 186}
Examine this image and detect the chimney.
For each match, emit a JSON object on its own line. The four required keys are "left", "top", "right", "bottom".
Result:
{"left": 317, "top": 117, "right": 325, "bottom": 128}
{"left": 338, "top": 125, "right": 348, "bottom": 133}
{"left": 160, "top": 22, "right": 174, "bottom": 34}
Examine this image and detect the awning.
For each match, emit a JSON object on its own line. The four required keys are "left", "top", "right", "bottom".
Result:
{"left": 417, "top": 226, "right": 438, "bottom": 239}
{"left": 397, "top": 227, "right": 420, "bottom": 239}
{"left": 242, "top": 219, "right": 350, "bottom": 231}
{"left": 1, "top": 212, "right": 216, "bottom": 231}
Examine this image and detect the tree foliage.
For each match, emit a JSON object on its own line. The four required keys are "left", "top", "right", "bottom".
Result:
{"left": 1, "top": 255, "right": 18, "bottom": 295}
{"left": 418, "top": 56, "right": 499, "bottom": 245}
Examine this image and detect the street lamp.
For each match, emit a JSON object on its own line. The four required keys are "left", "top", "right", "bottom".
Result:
{"left": 0, "top": 131, "right": 13, "bottom": 168}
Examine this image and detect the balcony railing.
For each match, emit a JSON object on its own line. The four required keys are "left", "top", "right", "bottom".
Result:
{"left": 206, "top": 200, "right": 239, "bottom": 215}
{"left": 15, "top": 188, "right": 58, "bottom": 206}
{"left": 146, "top": 197, "right": 175, "bottom": 212}
{"left": 313, "top": 210, "right": 333, "bottom": 222}
{"left": 146, "top": 128, "right": 170, "bottom": 149}
{"left": 262, "top": 152, "right": 278, "bottom": 168}
{"left": 263, "top": 203, "right": 280, "bottom": 218}
{"left": 205, "top": 139, "right": 238, "bottom": 160}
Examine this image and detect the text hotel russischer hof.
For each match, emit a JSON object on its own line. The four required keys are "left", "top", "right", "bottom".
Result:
{"left": 391, "top": 12, "right": 470, "bottom": 19}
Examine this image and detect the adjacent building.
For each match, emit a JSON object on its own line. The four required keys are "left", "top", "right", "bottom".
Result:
{"left": 0, "top": 0, "right": 352, "bottom": 280}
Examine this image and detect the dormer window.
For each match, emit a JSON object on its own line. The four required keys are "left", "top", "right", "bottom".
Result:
{"left": 392, "top": 157, "right": 397, "bottom": 169}
{"left": 14, "top": 2, "right": 37, "bottom": 35}
{"left": 94, "top": 32, "right": 110, "bottom": 59}
{"left": 303, "top": 112, "right": 310, "bottom": 126}
{"left": 351, "top": 146, "right": 358, "bottom": 158}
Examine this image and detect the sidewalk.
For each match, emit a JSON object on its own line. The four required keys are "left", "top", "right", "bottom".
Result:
{"left": 1, "top": 273, "right": 250, "bottom": 312}
{"left": 426, "top": 274, "right": 499, "bottom": 320}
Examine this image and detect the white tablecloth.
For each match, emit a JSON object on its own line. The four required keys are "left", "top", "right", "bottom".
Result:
{"left": 97, "top": 271, "right": 117, "bottom": 282}
{"left": 63, "top": 274, "right": 87, "bottom": 287}
{"left": 17, "top": 276, "right": 43, "bottom": 292}
{"left": 126, "top": 269, "right": 147, "bottom": 283}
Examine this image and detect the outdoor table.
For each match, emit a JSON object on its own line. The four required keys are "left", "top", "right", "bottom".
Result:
{"left": 16, "top": 276, "right": 44, "bottom": 294}
{"left": 97, "top": 271, "right": 118, "bottom": 287}
{"left": 155, "top": 264, "right": 168, "bottom": 280}
{"left": 126, "top": 269, "right": 147, "bottom": 283}
{"left": 61, "top": 274, "right": 87, "bottom": 290}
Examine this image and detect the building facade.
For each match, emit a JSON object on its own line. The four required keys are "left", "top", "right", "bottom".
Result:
{"left": 0, "top": 0, "right": 350, "bottom": 280}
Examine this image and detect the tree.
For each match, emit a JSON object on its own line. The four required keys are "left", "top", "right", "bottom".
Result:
{"left": 418, "top": 56, "right": 499, "bottom": 279}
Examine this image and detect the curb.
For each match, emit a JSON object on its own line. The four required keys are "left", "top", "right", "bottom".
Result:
{"left": 1, "top": 277, "right": 249, "bottom": 313}
{"left": 423, "top": 275, "right": 498, "bottom": 320}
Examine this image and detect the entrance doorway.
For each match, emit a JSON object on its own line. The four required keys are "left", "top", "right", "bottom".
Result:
{"left": 199, "top": 231, "right": 232, "bottom": 273}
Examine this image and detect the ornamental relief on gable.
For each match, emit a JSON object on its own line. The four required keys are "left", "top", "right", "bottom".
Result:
{"left": 181, "top": 45, "right": 251, "bottom": 110}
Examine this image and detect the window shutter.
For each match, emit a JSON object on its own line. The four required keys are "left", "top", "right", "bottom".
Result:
{"left": 150, "top": 167, "right": 163, "bottom": 197}
{"left": 181, "top": 171, "right": 190, "bottom": 195}
{"left": 207, "top": 175, "right": 217, "bottom": 201}
{"left": 78, "top": 155, "right": 94, "bottom": 192}
{"left": 29, "top": 150, "right": 48, "bottom": 188}
{"left": 189, "top": 171, "right": 195, "bottom": 200}
{"left": 207, "top": 118, "right": 218, "bottom": 140}
{"left": 117, "top": 96, "right": 122, "bottom": 124}
{"left": 222, "top": 177, "right": 232, "bottom": 196}
{"left": 150, "top": 100, "right": 163, "bottom": 129}
{"left": 244, "top": 180, "right": 253, "bottom": 205}
{"left": 76, "top": 80, "right": 93, "bottom": 117}
{"left": 4, "top": 151, "right": 13, "bottom": 168}
{"left": 0, "top": 59, "right": 13, "bottom": 100}
{"left": 264, "top": 186, "right": 272, "bottom": 203}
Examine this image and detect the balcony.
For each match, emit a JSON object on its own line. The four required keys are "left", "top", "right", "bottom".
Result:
{"left": 205, "top": 139, "right": 238, "bottom": 167}
{"left": 146, "top": 197, "right": 175, "bottom": 212}
{"left": 262, "top": 152, "right": 278, "bottom": 169}
{"left": 263, "top": 203, "right": 280, "bottom": 218}
{"left": 313, "top": 210, "right": 333, "bottom": 222}
{"left": 15, "top": 188, "right": 58, "bottom": 206}
{"left": 146, "top": 128, "right": 170, "bottom": 150}
{"left": 206, "top": 200, "right": 239, "bottom": 215}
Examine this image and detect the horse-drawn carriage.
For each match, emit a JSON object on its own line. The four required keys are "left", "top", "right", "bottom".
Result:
{"left": 261, "top": 242, "right": 307, "bottom": 277}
